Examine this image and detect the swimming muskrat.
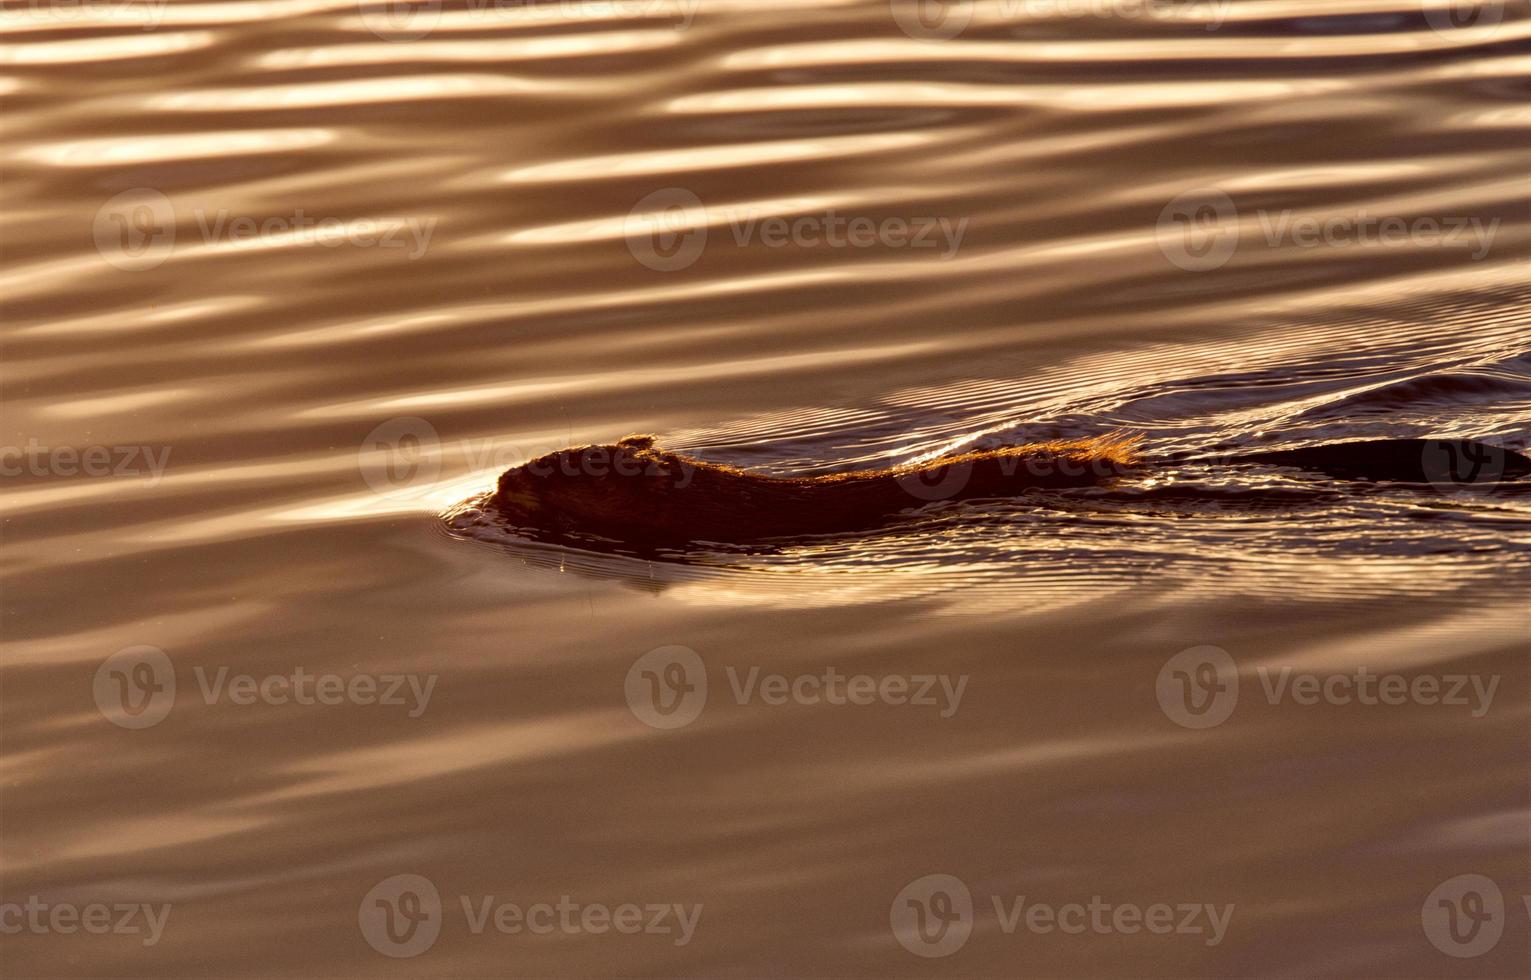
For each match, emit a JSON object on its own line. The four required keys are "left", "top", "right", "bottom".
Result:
{"left": 492, "top": 434, "right": 1531, "bottom": 548}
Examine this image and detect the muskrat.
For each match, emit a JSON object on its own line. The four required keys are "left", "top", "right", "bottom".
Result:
{"left": 492, "top": 434, "right": 1531, "bottom": 548}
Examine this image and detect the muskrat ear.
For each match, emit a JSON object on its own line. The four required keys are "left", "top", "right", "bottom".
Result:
{"left": 617, "top": 434, "right": 656, "bottom": 450}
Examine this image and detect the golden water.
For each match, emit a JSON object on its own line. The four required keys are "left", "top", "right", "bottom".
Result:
{"left": 3, "top": 0, "right": 1529, "bottom": 975}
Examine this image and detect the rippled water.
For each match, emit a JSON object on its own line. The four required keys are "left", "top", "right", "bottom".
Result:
{"left": 4, "top": 0, "right": 1529, "bottom": 975}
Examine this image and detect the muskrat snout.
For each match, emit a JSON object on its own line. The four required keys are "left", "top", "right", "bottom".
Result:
{"left": 494, "top": 467, "right": 545, "bottom": 521}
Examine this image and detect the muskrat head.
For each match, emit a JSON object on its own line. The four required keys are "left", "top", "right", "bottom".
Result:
{"left": 494, "top": 461, "right": 548, "bottom": 525}
{"left": 494, "top": 435, "right": 676, "bottom": 531}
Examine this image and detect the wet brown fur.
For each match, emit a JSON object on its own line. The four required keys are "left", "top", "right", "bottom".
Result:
{"left": 495, "top": 433, "right": 1142, "bottom": 547}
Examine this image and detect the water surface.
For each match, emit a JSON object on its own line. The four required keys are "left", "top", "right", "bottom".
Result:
{"left": 3, "top": 0, "right": 1529, "bottom": 975}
